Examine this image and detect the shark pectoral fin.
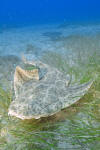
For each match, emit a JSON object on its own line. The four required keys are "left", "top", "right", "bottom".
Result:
{"left": 68, "top": 80, "right": 93, "bottom": 99}
{"left": 14, "top": 66, "right": 40, "bottom": 97}
{"left": 64, "top": 80, "right": 93, "bottom": 107}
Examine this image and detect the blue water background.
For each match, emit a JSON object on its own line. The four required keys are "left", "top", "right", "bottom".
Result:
{"left": 0, "top": 0, "right": 100, "bottom": 27}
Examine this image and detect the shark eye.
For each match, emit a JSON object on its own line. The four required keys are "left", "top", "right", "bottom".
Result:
{"left": 24, "top": 64, "right": 38, "bottom": 70}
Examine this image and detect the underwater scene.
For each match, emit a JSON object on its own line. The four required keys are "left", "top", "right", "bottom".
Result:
{"left": 0, "top": 0, "right": 100, "bottom": 149}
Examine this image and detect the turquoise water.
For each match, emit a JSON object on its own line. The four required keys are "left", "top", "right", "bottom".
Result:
{"left": 0, "top": 0, "right": 100, "bottom": 149}
{"left": 0, "top": 23, "right": 100, "bottom": 149}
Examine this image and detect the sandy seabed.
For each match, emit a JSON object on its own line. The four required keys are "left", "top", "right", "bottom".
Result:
{"left": 0, "top": 22, "right": 100, "bottom": 58}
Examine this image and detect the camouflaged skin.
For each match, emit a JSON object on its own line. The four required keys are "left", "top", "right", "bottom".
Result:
{"left": 8, "top": 61, "right": 93, "bottom": 120}
{"left": 14, "top": 66, "right": 39, "bottom": 97}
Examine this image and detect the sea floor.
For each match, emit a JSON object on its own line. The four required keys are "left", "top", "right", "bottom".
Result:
{"left": 1, "top": 22, "right": 100, "bottom": 57}
{"left": 0, "top": 22, "right": 100, "bottom": 150}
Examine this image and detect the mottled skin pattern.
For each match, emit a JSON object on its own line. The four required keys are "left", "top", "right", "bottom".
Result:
{"left": 8, "top": 61, "right": 92, "bottom": 120}
{"left": 14, "top": 66, "right": 39, "bottom": 97}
